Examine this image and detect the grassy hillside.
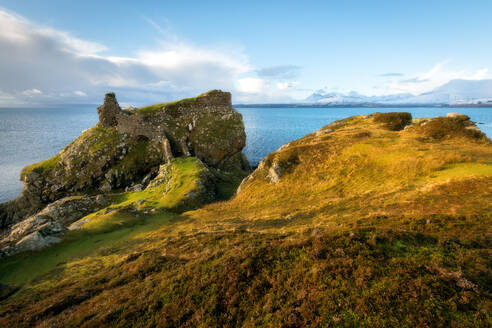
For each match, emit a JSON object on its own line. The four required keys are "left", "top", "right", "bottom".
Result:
{"left": 1, "top": 113, "right": 491, "bottom": 327}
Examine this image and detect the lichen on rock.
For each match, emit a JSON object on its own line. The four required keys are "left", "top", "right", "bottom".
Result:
{"left": 97, "top": 89, "right": 246, "bottom": 169}
{"left": 0, "top": 195, "right": 109, "bottom": 257}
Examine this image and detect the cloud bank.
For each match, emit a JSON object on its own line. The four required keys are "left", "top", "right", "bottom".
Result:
{"left": 0, "top": 9, "right": 278, "bottom": 105}
{"left": 1, "top": 8, "right": 490, "bottom": 105}
{"left": 378, "top": 61, "right": 490, "bottom": 96}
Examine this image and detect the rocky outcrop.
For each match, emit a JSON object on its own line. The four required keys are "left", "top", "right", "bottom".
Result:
{"left": 0, "top": 90, "right": 249, "bottom": 233}
{"left": 0, "top": 126, "right": 166, "bottom": 228}
{"left": 98, "top": 89, "right": 246, "bottom": 168}
{"left": 0, "top": 195, "right": 109, "bottom": 257}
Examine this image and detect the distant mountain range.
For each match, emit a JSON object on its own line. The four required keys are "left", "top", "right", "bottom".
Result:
{"left": 236, "top": 79, "right": 492, "bottom": 107}
{"left": 305, "top": 79, "right": 492, "bottom": 106}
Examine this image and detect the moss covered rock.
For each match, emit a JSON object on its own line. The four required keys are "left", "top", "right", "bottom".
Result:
{"left": 0, "top": 90, "right": 249, "bottom": 229}
{"left": 98, "top": 89, "right": 247, "bottom": 169}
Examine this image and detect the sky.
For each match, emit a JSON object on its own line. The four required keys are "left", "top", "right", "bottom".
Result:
{"left": 0, "top": 0, "right": 491, "bottom": 106}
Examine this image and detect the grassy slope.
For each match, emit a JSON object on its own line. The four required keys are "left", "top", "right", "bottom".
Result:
{"left": 197, "top": 114, "right": 492, "bottom": 235}
{"left": 1, "top": 113, "right": 491, "bottom": 327}
{"left": 0, "top": 157, "right": 212, "bottom": 285}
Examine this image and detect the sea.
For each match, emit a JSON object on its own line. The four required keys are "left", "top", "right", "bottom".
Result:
{"left": 1, "top": 106, "right": 491, "bottom": 203}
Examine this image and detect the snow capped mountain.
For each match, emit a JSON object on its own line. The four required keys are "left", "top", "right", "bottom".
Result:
{"left": 304, "top": 79, "right": 492, "bottom": 105}
{"left": 405, "top": 79, "right": 492, "bottom": 104}
{"left": 304, "top": 90, "right": 369, "bottom": 104}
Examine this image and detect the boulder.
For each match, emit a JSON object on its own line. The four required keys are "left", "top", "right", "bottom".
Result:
{"left": 14, "top": 231, "right": 62, "bottom": 253}
{"left": 0, "top": 195, "right": 109, "bottom": 256}
{"left": 267, "top": 162, "right": 283, "bottom": 184}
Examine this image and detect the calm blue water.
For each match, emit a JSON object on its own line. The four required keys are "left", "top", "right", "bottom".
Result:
{"left": 0, "top": 107, "right": 98, "bottom": 203}
{"left": 1, "top": 106, "right": 491, "bottom": 203}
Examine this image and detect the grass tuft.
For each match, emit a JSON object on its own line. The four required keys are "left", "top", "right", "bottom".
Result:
{"left": 372, "top": 112, "right": 412, "bottom": 131}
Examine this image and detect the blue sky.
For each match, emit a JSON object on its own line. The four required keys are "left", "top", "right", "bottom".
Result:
{"left": 0, "top": 0, "right": 491, "bottom": 105}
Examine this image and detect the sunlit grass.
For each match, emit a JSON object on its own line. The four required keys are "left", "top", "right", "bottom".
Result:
{"left": 0, "top": 212, "right": 174, "bottom": 285}
{"left": 1, "top": 113, "right": 491, "bottom": 327}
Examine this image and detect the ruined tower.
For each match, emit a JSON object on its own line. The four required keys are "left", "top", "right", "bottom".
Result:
{"left": 97, "top": 92, "right": 121, "bottom": 127}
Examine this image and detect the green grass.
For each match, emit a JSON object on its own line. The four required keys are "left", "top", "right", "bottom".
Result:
{"left": 429, "top": 163, "right": 492, "bottom": 180}
{"left": 0, "top": 212, "right": 174, "bottom": 286}
{"left": 137, "top": 90, "right": 224, "bottom": 117}
{"left": 20, "top": 154, "right": 60, "bottom": 180}
{"left": 137, "top": 97, "right": 199, "bottom": 116}
{"left": 1, "top": 228, "right": 490, "bottom": 327}
{"left": 115, "top": 157, "right": 209, "bottom": 208}
{"left": 0, "top": 157, "right": 210, "bottom": 286}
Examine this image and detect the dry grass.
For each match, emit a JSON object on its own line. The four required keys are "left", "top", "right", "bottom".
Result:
{"left": 372, "top": 112, "right": 413, "bottom": 131}
{"left": 1, "top": 113, "right": 491, "bottom": 327}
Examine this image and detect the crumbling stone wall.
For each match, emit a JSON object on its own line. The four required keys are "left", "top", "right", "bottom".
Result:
{"left": 97, "top": 93, "right": 120, "bottom": 127}
{"left": 97, "top": 90, "right": 247, "bottom": 168}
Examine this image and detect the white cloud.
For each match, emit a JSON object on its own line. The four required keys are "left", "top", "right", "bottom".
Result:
{"left": 74, "top": 90, "right": 87, "bottom": 97}
{"left": 0, "top": 90, "right": 15, "bottom": 101}
{"left": 0, "top": 8, "right": 257, "bottom": 105}
{"left": 235, "top": 78, "right": 267, "bottom": 94}
{"left": 0, "top": 8, "right": 313, "bottom": 105}
{"left": 21, "top": 88, "right": 42, "bottom": 96}
{"left": 380, "top": 61, "right": 491, "bottom": 95}
{"left": 276, "top": 81, "right": 298, "bottom": 90}
{"left": 0, "top": 10, "right": 106, "bottom": 55}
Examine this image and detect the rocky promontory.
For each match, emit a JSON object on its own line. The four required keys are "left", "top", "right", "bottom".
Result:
{"left": 0, "top": 90, "right": 250, "bottom": 256}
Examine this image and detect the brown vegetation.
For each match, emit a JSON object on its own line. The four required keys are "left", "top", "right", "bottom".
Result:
{"left": 1, "top": 113, "right": 491, "bottom": 327}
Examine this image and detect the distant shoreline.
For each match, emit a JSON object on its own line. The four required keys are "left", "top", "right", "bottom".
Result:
{"left": 234, "top": 103, "right": 492, "bottom": 108}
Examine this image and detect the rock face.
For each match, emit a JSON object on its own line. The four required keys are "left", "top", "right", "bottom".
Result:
{"left": 0, "top": 195, "right": 109, "bottom": 257}
{"left": 0, "top": 90, "right": 249, "bottom": 231}
{"left": 98, "top": 89, "right": 247, "bottom": 168}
